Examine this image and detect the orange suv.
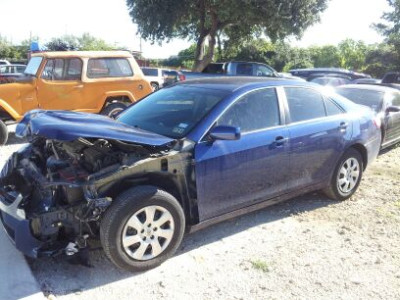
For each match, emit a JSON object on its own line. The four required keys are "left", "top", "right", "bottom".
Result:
{"left": 0, "top": 51, "right": 152, "bottom": 145}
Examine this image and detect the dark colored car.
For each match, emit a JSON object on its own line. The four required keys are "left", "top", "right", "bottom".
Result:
{"left": 163, "top": 70, "right": 186, "bottom": 87}
{"left": 381, "top": 71, "right": 400, "bottom": 84}
{"left": 309, "top": 75, "right": 351, "bottom": 87}
{"left": 0, "top": 78, "right": 381, "bottom": 272}
{"left": 290, "top": 68, "right": 371, "bottom": 81}
{"left": 335, "top": 84, "right": 400, "bottom": 148}
{"left": 183, "top": 61, "right": 280, "bottom": 80}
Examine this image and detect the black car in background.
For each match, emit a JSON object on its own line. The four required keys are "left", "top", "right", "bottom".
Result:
{"left": 309, "top": 75, "right": 351, "bottom": 87}
{"left": 335, "top": 84, "right": 400, "bottom": 149}
{"left": 163, "top": 70, "right": 186, "bottom": 86}
{"left": 290, "top": 68, "right": 371, "bottom": 81}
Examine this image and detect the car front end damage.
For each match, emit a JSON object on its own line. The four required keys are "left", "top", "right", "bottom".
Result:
{"left": 0, "top": 111, "right": 193, "bottom": 259}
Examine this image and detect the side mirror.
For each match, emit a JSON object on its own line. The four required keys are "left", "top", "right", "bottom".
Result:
{"left": 209, "top": 125, "right": 241, "bottom": 141}
{"left": 386, "top": 106, "right": 400, "bottom": 113}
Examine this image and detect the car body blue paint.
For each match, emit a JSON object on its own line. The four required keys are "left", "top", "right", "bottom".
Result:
{"left": 16, "top": 109, "right": 175, "bottom": 146}
{"left": 8, "top": 78, "right": 381, "bottom": 229}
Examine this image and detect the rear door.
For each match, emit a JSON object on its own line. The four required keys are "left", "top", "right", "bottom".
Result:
{"left": 194, "top": 88, "right": 290, "bottom": 221}
{"left": 283, "top": 86, "right": 351, "bottom": 190}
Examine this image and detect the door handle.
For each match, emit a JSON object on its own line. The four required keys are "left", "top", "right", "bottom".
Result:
{"left": 274, "top": 136, "right": 288, "bottom": 146}
{"left": 339, "top": 122, "right": 348, "bottom": 132}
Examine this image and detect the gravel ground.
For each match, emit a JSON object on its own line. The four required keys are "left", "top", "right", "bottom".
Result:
{"left": 1, "top": 127, "right": 399, "bottom": 300}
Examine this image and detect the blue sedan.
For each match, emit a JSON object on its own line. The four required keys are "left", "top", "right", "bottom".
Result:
{"left": 0, "top": 77, "right": 381, "bottom": 271}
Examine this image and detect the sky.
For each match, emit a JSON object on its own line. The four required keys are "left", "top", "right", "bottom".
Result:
{"left": 0, "top": 0, "right": 391, "bottom": 59}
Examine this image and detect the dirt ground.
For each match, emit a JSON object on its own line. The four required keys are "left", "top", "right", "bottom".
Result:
{"left": 1, "top": 128, "right": 399, "bottom": 300}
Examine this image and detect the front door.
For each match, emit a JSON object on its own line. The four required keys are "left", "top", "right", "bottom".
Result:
{"left": 37, "top": 58, "right": 84, "bottom": 111}
{"left": 194, "top": 88, "right": 290, "bottom": 221}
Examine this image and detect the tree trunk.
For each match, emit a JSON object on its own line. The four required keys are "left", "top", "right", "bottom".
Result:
{"left": 192, "top": 36, "right": 216, "bottom": 72}
{"left": 192, "top": 9, "right": 219, "bottom": 72}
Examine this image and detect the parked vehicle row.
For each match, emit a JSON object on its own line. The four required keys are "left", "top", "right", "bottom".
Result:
{"left": 0, "top": 77, "right": 381, "bottom": 272}
{"left": 0, "top": 51, "right": 152, "bottom": 145}
{"left": 183, "top": 61, "right": 282, "bottom": 80}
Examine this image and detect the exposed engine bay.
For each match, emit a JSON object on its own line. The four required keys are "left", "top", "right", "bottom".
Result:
{"left": 0, "top": 136, "right": 184, "bottom": 258}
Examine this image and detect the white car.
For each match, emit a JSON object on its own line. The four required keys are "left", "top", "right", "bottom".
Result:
{"left": 141, "top": 67, "right": 170, "bottom": 91}
{"left": 0, "top": 60, "right": 10, "bottom": 66}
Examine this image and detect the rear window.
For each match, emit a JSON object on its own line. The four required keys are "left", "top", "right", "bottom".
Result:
{"left": 335, "top": 88, "right": 384, "bottom": 112}
{"left": 87, "top": 58, "right": 133, "bottom": 78}
{"left": 142, "top": 68, "right": 158, "bottom": 76}
{"left": 285, "top": 87, "right": 326, "bottom": 122}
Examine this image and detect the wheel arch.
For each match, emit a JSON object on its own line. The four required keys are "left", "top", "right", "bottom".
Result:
{"left": 115, "top": 174, "right": 197, "bottom": 226}
{"left": 99, "top": 92, "right": 136, "bottom": 112}
{"left": 347, "top": 143, "right": 368, "bottom": 170}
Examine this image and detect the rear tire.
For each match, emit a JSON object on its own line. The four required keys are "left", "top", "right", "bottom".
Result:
{"left": 324, "top": 148, "right": 363, "bottom": 201}
{"left": 100, "top": 186, "right": 185, "bottom": 272}
{"left": 101, "top": 102, "right": 127, "bottom": 118}
{"left": 0, "top": 120, "right": 8, "bottom": 145}
{"left": 150, "top": 82, "right": 159, "bottom": 91}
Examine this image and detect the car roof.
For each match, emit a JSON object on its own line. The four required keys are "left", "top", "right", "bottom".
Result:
{"left": 31, "top": 51, "right": 132, "bottom": 58}
{"left": 176, "top": 76, "right": 315, "bottom": 91}
{"left": 336, "top": 84, "right": 400, "bottom": 93}
{"left": 0, "top": 64, "right": 26, "bottom": 67}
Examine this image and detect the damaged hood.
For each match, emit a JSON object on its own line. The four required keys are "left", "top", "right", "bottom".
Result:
{"left": 16, "top": 110, "right": 175, "bottom": 146}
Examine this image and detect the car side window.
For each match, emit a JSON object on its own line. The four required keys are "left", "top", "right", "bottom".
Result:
{"left": 285, "top": 87, "right": 326, "bottom": 122}
{"left": 41, "top": 58, "right": 82, "bottom": 81}
{"left": 65, "top": 58, "right": 83, "bottom": 80}
{"left": 236, "top": 63, "right": 253, "bottom": 76}
{"left": 325, "top": 98, "right": 343, "bottom": 116}
{"left": 87, "top": 58, "right": 133, "bottom": 78}
{"left": 255, "top": 64, "right": 273, "bottom": 77}
{"left": 41, "top": 59, "right": 55, "bottom": 80}
{"left": 218, "top": 88, "right": 280, "bottom": 133}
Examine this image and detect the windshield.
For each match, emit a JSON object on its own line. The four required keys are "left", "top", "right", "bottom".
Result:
{"left": 117, "top": 85, "right": 229, "bottom": 138}
{"left": 335, "top": 88, "right": 384, "bottom": 112}
{"left": 24, "top": 57, "right": 43, "bottom": 76}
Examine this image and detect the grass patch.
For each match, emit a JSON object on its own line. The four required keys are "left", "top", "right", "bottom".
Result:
{"left": 250, "top": 259, "right": 269, "bottom": 273}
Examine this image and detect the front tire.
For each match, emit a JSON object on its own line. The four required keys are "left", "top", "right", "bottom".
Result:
{"left": 100, "top": 186, "right": 185, "bottom": 272}
{"left": 101, "top": 102, "right": 127, "bottom": 118}
{"left": 324, "top": 148, "right": 363, "bottom": 201}
{"left": 0, "top": 120, "right": 8, "bottom": 145}
{"left": 150, "top": 82, "right": 159, "bottom": 91}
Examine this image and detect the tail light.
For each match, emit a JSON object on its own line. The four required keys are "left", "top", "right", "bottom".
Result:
{"left": 373, "top": 115, "right": 381, "bottom": 129}
{"left": 179, "top": 74, "right": 186, "bottom": 81}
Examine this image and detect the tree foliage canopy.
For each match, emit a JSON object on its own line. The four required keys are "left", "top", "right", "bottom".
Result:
{"left": 127, "top": 0, "right": 329, "bottom": 71}
{"left": 45, "top": 33, "right": 115, "bottom": 51}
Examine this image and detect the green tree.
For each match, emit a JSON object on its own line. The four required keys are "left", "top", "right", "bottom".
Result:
{"left": 337, "top": 39, "right": 367, "bottom": 70}
{"left": 374, "top": 0, "right": 400, "bottom": 70}
{"left": 45, "top": 33, "right": 115, "bottom": 51}
{"left": 309, "top": 45, "right": 340, "bottom": 67}
{"left": 127, "top": 0, "right": 329, "bottom": 71}
{"left": 77, "top": 33, "right": 115, "bottom": 51}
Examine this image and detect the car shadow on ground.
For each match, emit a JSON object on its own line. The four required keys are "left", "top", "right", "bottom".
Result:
{"left": 27, "top": 192, "right": 337, "bottom": 297}
{"left": 378, "top": 142, "right": 399, "bottom": 156}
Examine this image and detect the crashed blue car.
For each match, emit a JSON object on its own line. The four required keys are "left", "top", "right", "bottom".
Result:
{"left": 0, "top": 78, "right": 381, "bottom": 272}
